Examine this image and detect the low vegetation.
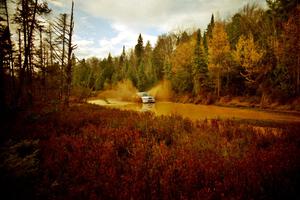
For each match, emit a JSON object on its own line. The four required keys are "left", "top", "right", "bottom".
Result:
{"left": 1, "top": 104, "right": 299, "bottom": 199}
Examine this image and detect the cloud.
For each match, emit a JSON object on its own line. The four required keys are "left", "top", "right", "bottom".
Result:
{"left": 49, "top": 0, "right": 267, "bottom": 58}
{"left": 74, "top": 23, "right": 157, "bottom": 59}
{"left": 75, "top": 0, "right": 265, "bottom": 31}
{"left": 48, "top": 0, "right": 64, "bottom": 8}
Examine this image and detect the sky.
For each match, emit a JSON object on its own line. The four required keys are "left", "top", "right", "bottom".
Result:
{"left": 47, "top": 0, "right": 266, "bottom": 59}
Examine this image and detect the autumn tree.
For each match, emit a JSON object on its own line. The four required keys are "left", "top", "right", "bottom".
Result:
{"left": 281, "top": 6, "right": 300, "bottom": 95}
{"left": 171, "top": 33, "right": 194, "bottom": 93}
{"left": 153, "top": 34, "right": 174, "bottom": 80}
{"left": 208, "top": 22, "right": 231, "bottom": 97}
{"left": 233, "top": 34, "right": 264, "bottom": 83}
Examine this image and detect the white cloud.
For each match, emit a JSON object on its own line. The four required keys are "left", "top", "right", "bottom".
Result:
{"left": 75, "top": 39, "right": 94, "bottom": 47}
{"left": 48, "top": 0, "right": 64, "bottom": 8}
{"left": 73, "top": 35, "right": 99, "bottom": 58}
{"left": 75, "top": 0, "right": 266, "bottom": 32}
{"left": 50, "top": 0, "right": 267, "bottom": 58}
{"left": 74, "top": 24, "right": 157, "bottom": 59}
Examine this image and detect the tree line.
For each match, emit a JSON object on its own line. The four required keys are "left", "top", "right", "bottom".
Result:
{"left": 1, "top": 0, "right": 299, "bottom": 110}
{"left": 0, "top": 0, "right": 75, "bottom": 111}
{"left": 74, "top": 0, "right": 299, "bottom": 105}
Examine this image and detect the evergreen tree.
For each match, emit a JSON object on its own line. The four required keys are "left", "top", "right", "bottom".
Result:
{"left": 101, "top": 53, "right": 114, "bottom": 86}
{"left": 135, "top": 34, "right": 144, "bottom": 66}
{"left": 206, "top": 14, "right": 215, "bottom": 39}
{"left": 193, "top": 29, "right": 208, "bottom": 95}
{"left": 118, "top": 45, "right": 127, "bottom": 80}
{"left": 203, "top": 31, "right": 208, "bottom": 54}
{"left": 137, "top": 63, "right": 147, "bottom": 91}
{"left": 144, "top": 41, "right": 155, "bottom": 86}
{"left": 119, "top": 45, "right": 126, "bottom": 66}
{"left": 226, "top": 13, "right": 242, "bottom": 49}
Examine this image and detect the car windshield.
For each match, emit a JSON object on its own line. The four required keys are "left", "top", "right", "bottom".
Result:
{"left": 137, "top": 92, "right": 151, "bottom": 97}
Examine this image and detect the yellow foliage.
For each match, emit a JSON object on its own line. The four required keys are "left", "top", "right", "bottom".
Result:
{"left": 171, "top": 38, "right": 196, "bottom": 73}
{"left": 208, "top": 22, "right": 231, "bottom": 72}
{"left": 233, "top": 34, "right": 264, "bottom": 80}
{"left": 208, "top": 22, "right": 231, "bottom": 97}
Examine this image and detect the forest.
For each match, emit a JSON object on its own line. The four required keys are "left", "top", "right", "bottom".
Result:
{"left": 0, "top": 1, "right": 300, "bottom": 110}
{"left": 1, "top": 0, "right": 300, "bottom": 200}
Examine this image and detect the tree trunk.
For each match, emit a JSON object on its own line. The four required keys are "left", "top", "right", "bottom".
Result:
{"left": 18, "top": 0, "right": 28, "bottom": 106}
{"left": 297, "top": 56, "right": 300, "bottom": 95}
{"left": 49, "top": 26, "right": 53, "bottom": 66}
{"left": 60, "top": 14, "right": 67, "bottom": 100}
{"left": 20, "top": 0, "right": 38, "bottom": 106}
{"left": 64, "top": 1, "right": 75, "bottom": 106}
{"left": 217, "top": 67, "right": 220, "bottom": 98}
{"left": 0, "top": 52, "right": 4, "bottom": 111}
{"left": 39, "top": 28, "right": 44, "bottom": 84}
{"left": 4, "top": 0, "right": 15, "bottom": 104}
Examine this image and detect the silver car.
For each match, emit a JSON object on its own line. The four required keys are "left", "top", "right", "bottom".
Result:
{"left": 137, "top": 92, "right": 155, "bottom": 103}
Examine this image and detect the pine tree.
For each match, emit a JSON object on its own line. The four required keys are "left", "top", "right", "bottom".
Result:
{"left": 135, "top": 34, "right": 144, "bottom": 66}
{"left": 193, "top": 29, "right": 208, "bottom": 95}
{"left": 119, "top": 45, "right": 126, "bottom": 66}
{"left": 206, "top": 14, "right": 215, "bottom": 39}
{"left": 203, "top": 31, "right": 208, "bottom": 54}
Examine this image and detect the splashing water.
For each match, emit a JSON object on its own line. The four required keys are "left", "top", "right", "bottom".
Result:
{"left": 97, "top": 80, "right": 139, "bottom": 102}
{"left": 148, "top": 80, "right": 173, "bottom": 101}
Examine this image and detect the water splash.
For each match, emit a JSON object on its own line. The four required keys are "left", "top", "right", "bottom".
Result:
{"left": 148, "top": 80, "right": 173, "bottom": 101}
{"left": 97, "top": 80, "right": 139, "bottom": 102}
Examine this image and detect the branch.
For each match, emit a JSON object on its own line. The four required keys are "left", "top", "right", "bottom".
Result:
{"left": 240, "top": 71, "right": 256, "bottom": 83}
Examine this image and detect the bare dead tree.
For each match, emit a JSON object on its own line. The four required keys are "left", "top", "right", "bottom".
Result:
{"left": 64, "top": 1, "right": 75, "bottom": 106}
